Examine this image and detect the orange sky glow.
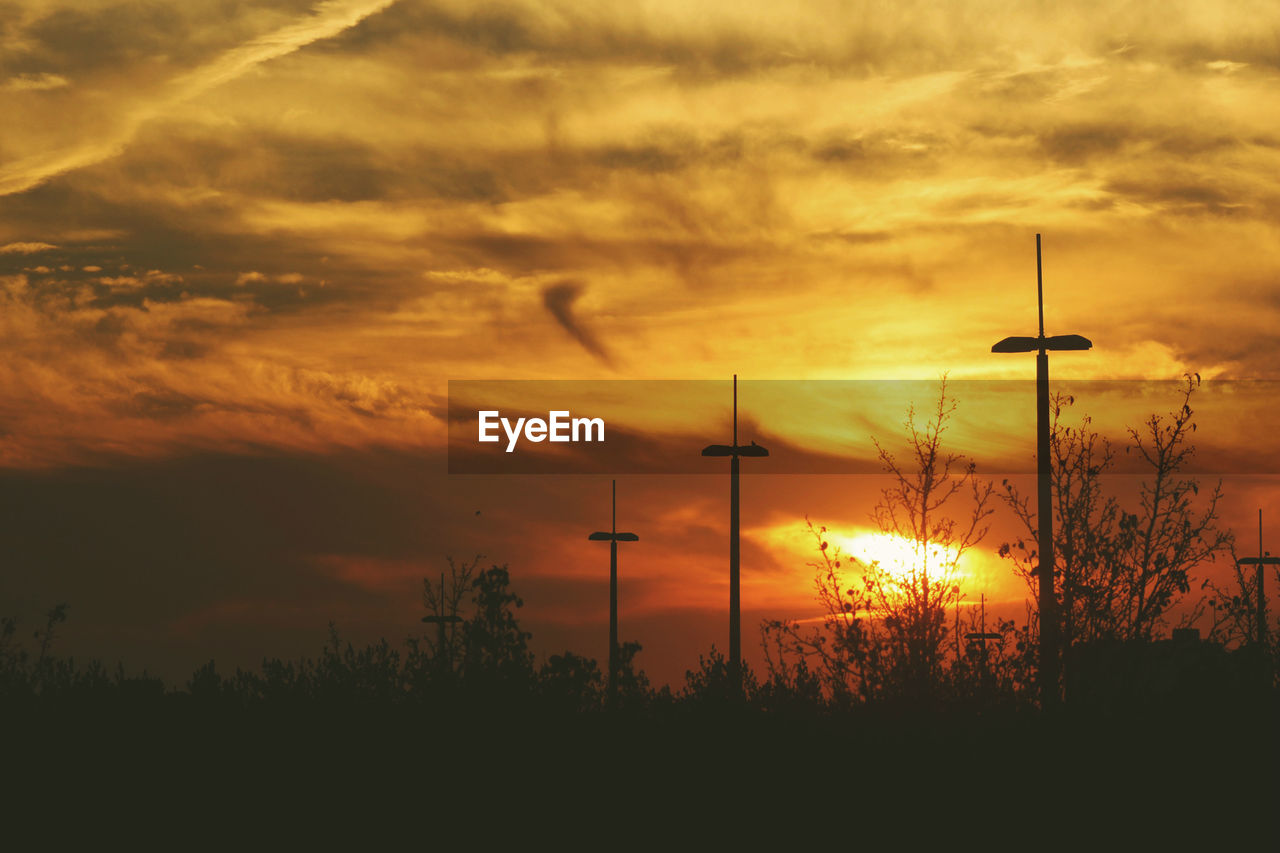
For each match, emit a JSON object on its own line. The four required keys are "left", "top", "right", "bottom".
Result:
{"left": 3, "top": 0, "right": 1280, "bottom": 687}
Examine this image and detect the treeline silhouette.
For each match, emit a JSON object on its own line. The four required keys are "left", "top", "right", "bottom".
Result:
{"left": 3, "top": 562, "right": 1270, "bottom": 717}
{"left": 2, "top": 565, "right": 789, "bottom": 717}
{"left": 3, "top": 564, "right": 1274, "bottom": 818}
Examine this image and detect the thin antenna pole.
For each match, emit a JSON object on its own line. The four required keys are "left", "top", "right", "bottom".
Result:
{"left": 954, "top": 597, "right": 960, "bottom": 661}
{"left": 1259, "top": 508, "right": 1266, "bottom": 648}
{"left": 981, "top": 593, "right": 988, "bottom": 671}
{"left": 700, "top": 374, "right": 767, "bottom": 698}
{"left": 438, "top": 571, "right": 447, "bottom": 655}
{"left": 730, "top": 375, "right": 741, "bottom": 688}
{"left": 729, "top": 449, "right": 740, "bottom": 682}
{"left": 1036, "top": 233, "right": 1045, "bottom": 338}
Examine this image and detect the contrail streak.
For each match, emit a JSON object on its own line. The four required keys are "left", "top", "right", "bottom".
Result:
{"left": 0, "top": 0, "right": 398, "bottom": 197}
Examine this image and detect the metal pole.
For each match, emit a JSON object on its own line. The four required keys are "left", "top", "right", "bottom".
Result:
{"left": 1036, "top": 233, "right": 1045, "bottom": 338}
{"left": 980, "top": 594, "right": 988, "bottom": 674}
{"left": 729, "top": 376, "right": 742, "bottom": 690}
{"left": 1036, "top": 236, "right": 1059, "bottom": 707}
{"left": 991, "top": 235, "right": 1089, "bottom": 705}
{"left": 609, "top": 480, "right": 619, "bottom": 708}
{"left": 980, "top": 593, "right": 987, "bottom": 667}
{"left": 609, "top": 538, "right": 618, "bottom": 708}
{"left": 589, "top": 479, "right": 638, "bottom": 709}
{"left": 955, "top": 597, "right": 961, "bottom": 662}
{"left": 729, "top": 453, "right": 741, "bottom": 687}
{"left": 732, "top": 376, "right": 742, "bottom": 686}
{"left": 1259, "top": 509, "right": 1266, "bottom": 648}
{"left": 701, "top": 374, "right": 768, "bottom": 697}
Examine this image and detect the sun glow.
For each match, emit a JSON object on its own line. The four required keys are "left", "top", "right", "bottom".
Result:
{"left": 757, "top": 520, "right": 1021, "bottom": 608}
{"left": 831, "top": 531, "right": 970, "bottom": 586}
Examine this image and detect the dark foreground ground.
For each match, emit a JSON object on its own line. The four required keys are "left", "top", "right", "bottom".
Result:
{"left": 5, "top": 695, "right": 1275, "bottom": 843}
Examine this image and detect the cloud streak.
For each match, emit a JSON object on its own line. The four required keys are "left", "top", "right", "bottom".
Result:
{"left": 0, "top": 0, "right": 398, "bottom": 196}
{"left": 541, "top": 281, "right": 613, "bottom": 366}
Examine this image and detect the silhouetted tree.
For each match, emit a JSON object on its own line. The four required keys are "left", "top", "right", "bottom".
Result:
{"left": 765, "top": 380, "right": 994, "bottom": 704}
{"left": 864, "top": 380, "right": 995, "bottom": 695}
{"left": 758, "top": 623, "right": 824, "bottom": 712}
{"left": 681, "top": 646, "right": 759, "bottom": 709}
{"left": 538, "top": 651, "right": 603, "bottom": 712}
{"left": 943, "top": 605, "right": 1036, "bottom": 707}
{"left": 1, "top": 604, "right": 71, "bottom": 697}
{"left": 1000, "top": 377, "right": 1233, "bottom": 651}
{"left": 1204, "top": 547, "right": 1274, "bottom": 648}
{"left": 461, "top": 564, "right": 535, "bottom": 695}
{"left": 410, "top": 556, "right": 478, "bottom": 694}
{"left": 612, "top": 640, "right": 656, "bottom": 709}
{"left": 422, "top": 557, "right": 476, "bottom": 668}
{"left": 187, "top": 659, "right": 225, "bottom": 701}
{"left": 0, "top": 603, "right": 167, "bottom": 707}
{"left": 313, "top": 624, "right": 405, "bottom": 704}
{"left": 1201, "top": 543, "right": 1279, "bottom": 690}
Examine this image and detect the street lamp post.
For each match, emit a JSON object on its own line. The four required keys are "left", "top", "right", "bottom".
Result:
{"left": 991, "top": 234, "right": 1092, "bottom": 707}
{"left": 1236, "top": 510, "right": 1277, "bottom": 649}
{"left": 702, "top": 375, "right": 768, "bottom": 694}
{"left": 422, "top": 571, "right": 463, "bottom": 676}
{"left": 588, "top": 479, "right": 639, "bottom": 708}
{"left": 965, "top": 593, "right": 1002, "bottom": 686}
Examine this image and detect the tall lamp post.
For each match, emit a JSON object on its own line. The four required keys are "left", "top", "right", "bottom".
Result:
{"left": 702, "top": 375, "right": 768, "bottom": 694}
{"left": 991, "top": 234, "right": 1091, "bottom": 706}
{"left": 588, "top": 479, "right": 639, "bottom": 708}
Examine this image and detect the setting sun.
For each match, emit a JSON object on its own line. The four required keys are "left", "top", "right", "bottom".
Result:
{"left": 831, "top": 529, "right": 1021, "bottom": 609}
{"left": 755, "top": 518, "right": 1018, "bottom": 612}
{"left": 832, "top": 530, "right": 968, "bottom": 585}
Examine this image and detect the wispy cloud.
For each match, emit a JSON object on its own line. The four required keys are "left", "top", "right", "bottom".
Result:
{"left": 0, "top": 0, "right": 398, "bottom": 196}
{"left": 0, "top": 241, "right": 57, "bottom": 253}
{"left": 4, "top": 72, "right": 69, "bottom": 91}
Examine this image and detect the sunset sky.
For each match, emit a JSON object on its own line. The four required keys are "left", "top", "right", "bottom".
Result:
{"left": 3, "top": 0, "right": 1280, "bottom": 687}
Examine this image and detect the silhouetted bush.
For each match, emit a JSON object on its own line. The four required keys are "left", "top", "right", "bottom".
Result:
{"left": 538, "top": 651, "right": 603, "bottom": 712}
{"left": 680, "top": 646, "right": 759, "bottom": 711}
